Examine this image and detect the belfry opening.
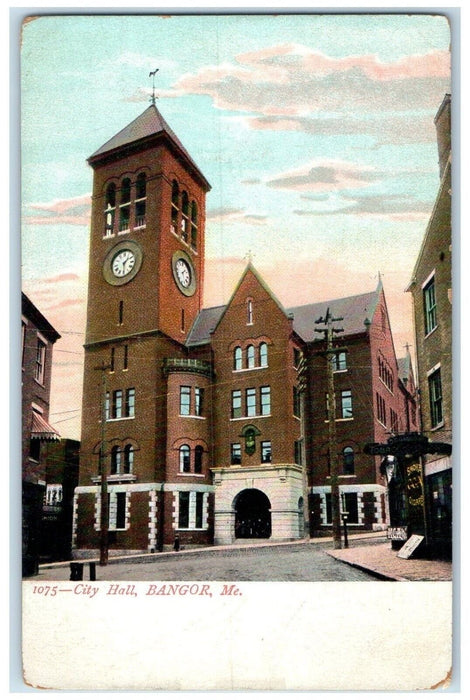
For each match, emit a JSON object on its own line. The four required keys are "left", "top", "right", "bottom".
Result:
{"left": 234, "top": 489, "right": 272, "bottom": 539}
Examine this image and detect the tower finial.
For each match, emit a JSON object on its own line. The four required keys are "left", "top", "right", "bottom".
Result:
{"left": 244, "top": 250, "right": 254, "bottom": 264}
{"left": 149, "top": 68, "right": 159, "bottom": 105}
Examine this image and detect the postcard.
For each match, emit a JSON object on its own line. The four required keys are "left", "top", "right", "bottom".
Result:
{"left": 19, "top": 11, "right": 454, "bottom": 691}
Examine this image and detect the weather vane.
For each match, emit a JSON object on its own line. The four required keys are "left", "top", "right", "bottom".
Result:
{"left": 149, "top": 68, "right": 159, "bottom": 105}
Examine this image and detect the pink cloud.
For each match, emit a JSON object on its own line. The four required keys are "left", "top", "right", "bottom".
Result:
{"left": 162, "top": 44, "right": 450, "bottom": 117}
{"left": 26, "top": 194, "right": 91, "bottom": 226}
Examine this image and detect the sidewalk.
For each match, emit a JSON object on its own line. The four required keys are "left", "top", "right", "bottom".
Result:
{"left": 325, "top": 542, "right": 452, "bottom": 581}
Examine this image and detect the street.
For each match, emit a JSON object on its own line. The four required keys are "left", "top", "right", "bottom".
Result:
{"left": 32, "top": 539, "right": 383, "bottom": 582}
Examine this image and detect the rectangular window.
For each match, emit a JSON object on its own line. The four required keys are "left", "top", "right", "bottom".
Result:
{"left": 123, "top": 345, "right": 128, "bottom": 370}
{"left": 246, "top": 388, "right": 256, "bottom": 417}
{"left": 178, "top": 492, "right": 205, "bottom": 529}
{"left": 423, "top": 277, "right": 437, "bottom": 335}
{"left": 113, "top": 390, "right": 123, "bottom": 419}
{"left": 260, "top": 386, "right": 271, "bottom": 416}
{"left": 110, "top": 347, "right": 115, "bottom": 372}
{"left": 232, "top": 390, "right": 242, "bottom": 418}
{"left": 429, "top": 368, "right": 443, "bottom": 427}
{"left": 332, "top": 351, "right": 347, "bottom": 371}
{"left": 34, "top": 338, "right": 46, "bottom": 384}
{"left": 109, "top": 492, "right": 127, "bottom": 530}
{"left": 231, "top": 443, "right": 241, "bottom": 465}
{"left": 125, "top": 388, "right": 135, "bottom": 417}
{"left": 341, "top": 390, "right": 353, "bottom": 418}
{"left": 180, "top": 386, "right": 191, "bottom": 415}
{"left": 195, "top": 492, "right": 204, "bottom": 529}
{"left": 294, "top": 440, "right": 303, "bottom": 466}
{"left": 376, "top": 392, "right": 387, "bottom": 426}
{"left": 195, "top": 387, "right": 204, "bottom": 416}
{"left": 293, "top": 386, "right": 301, "bottom": 418}
{"left": 178, "top": 492, "right": 190, "bottom": 528}
{"left": 261, "top": 441, "right": 272, "bottom": 463}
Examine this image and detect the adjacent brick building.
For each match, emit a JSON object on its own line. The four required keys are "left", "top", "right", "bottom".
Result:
{"left": 407, "top": 94, "right": 452, "bottom": 557}
{"left": 22, "top": 292, "right": 61, "bottom": 575}
{"left": 74, "top": 104, "right": 417, "bottom": 555}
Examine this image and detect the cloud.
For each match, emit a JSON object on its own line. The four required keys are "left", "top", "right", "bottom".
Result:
{"left": 25, "top": 194, "right": 91, "bottom": 226}
{"left": 161, "top": 44, "right": 450, "bottom": 118}
{"left": 243, "top": 112, "right": 437, "bottom": 145}
{"left": 265, "top": 159, "right": 383, "bottom": 192}
{"left": 294, "top": 193, "right": 433, "bottom": 220}
{"left": 207, "top": 207, "right": 268, "bottom": 225}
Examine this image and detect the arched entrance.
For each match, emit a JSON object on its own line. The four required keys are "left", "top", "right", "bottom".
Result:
{"left": 234, "top": 489, "right": 271, "bottom": 539}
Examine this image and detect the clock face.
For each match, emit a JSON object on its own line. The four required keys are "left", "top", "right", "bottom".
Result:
{"left": 103, "top": 240, "right": 143, "bottom": 286}
{"left": 172, "top": 251, "right": 196, "bottom": 297}
{"left": 112, "top": 249, "right": 136, "bottom": 278}
{"left": 175, "top": 259, "right": 191, "bottom": 287}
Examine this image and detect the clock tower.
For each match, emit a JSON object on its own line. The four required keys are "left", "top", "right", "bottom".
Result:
{"left": 75, "top": 104, "right": 211, "bottom": 554}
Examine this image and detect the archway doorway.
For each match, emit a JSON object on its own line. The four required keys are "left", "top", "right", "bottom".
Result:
{"left": 234, "top": 489, "right": 271, "bottom": 539}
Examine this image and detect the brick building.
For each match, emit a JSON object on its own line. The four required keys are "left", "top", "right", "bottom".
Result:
{"left": 74, "top": 104, "right": 416, "bottom": 555}
{"left": 22, "top": 292, "right": 61, "bottom": 575}
{"left": 407, "top": 94, "right": 452, "bottom": 557}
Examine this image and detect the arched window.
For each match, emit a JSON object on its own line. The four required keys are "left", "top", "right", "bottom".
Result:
{"left": 123, "top": 444, "right": 134, "bottom": 474}
{"left": 342, "top": 447, "right": 355, "bottom": 475}
{"left": 171, "top": 180, "right": 179, "bottom": 232}
{"left": 234, "top": 346, "right": 242, "bottom": 371}
{"left": 259, "top": 342, "right": 268, "bottom": 367}
{"left": 179, "top": 445, "right": 191, "bottom": 473}
{"left": 181, "top": 191, "right": 189, "bottom": 241}
{"left": 104, "top": 183, "right": 116, "bottom": 237}
{"left": 194, "top": 445, "right": 204, "bottom": 474}
{"left": 135, "top": 173, "right": 146, "bottom": 228}
{"left": 111, "top": 445, "right": 121, "bottom": 475}
{"left": 119, "top": 177, "right": 131, "bottom": 232}
{"left": 247, "top": 345, "right": 255, "bottom": 369}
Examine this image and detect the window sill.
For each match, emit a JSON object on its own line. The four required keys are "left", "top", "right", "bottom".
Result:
{"left": 430, "top": 421, "right": 445, "bottom": 431}
{"left": 178, "top": 473, "right": 205, "bottom": 477}
{"left": 324, "top": 417, "right": 354, "bottom": 423}
{"left": 179, "top": 414, "right": 206, "bottom": 420}
{"left": 231, "top": 414, "right": 271, "bottom": 421}
{"left": 175, "top": 528, "right": 208, "bottom": 532}
{"left": 106, "top": 416, "right": 135, "bottom": 422}
{"left": 233, "top": 366, "right": 268, "bottom": 373}
{"left": 424, "top": 325, "right": 438, "bottom": 340}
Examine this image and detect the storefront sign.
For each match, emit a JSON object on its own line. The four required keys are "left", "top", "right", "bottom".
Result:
{"left": 387, "top": 526, "right": 407, "bottom": 541}
{"left": 397, "top": 534, "right": 424, "bottom": 559}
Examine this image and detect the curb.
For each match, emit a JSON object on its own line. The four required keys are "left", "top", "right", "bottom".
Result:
{"left": 324, "top": 550, "right": 407, "bottom": 582}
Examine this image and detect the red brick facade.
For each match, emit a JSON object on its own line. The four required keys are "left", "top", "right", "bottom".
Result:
{"left": 75, "top": 105, "right": 417, "bottom": 554}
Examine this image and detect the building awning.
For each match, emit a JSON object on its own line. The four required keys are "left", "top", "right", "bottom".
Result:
{"left": 31, "top": 412, "right": 60, "bottom": 442}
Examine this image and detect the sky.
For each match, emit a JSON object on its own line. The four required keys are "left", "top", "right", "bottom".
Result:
{"left": 19, "top": 12, "right": 452, "bottom": 440}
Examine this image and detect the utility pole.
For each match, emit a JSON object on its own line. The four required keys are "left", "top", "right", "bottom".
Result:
{"left": 95, "top": 362, "right": 112, "bottom": 566}
{"left": 315, "top": 308, "right": 344, "bottom": 550}
{"left": 297, "top": 351, "right": 310, "bottom": 537}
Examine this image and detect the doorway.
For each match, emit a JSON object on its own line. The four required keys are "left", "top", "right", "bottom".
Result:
{"left": 234, "top": 489, "right": 271, "bottom": 539}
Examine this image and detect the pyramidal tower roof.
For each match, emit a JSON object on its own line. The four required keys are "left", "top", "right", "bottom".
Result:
{"left": 88, "top": 103, "right": 210, "bottom": 190}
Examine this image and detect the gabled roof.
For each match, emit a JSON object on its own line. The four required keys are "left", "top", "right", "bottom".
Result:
{"left": 287, "top": 288, "right": 381, "bottom": 343}
{"left": 21, "top": 292, "right": 61, "bottom": 343}
{"left": 88, "top": 104, "right": 210, "bottom": 190}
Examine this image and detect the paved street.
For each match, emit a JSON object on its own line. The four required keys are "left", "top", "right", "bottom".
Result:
{"left": 32, "top": 539, "right": 382, "bottom": 582}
